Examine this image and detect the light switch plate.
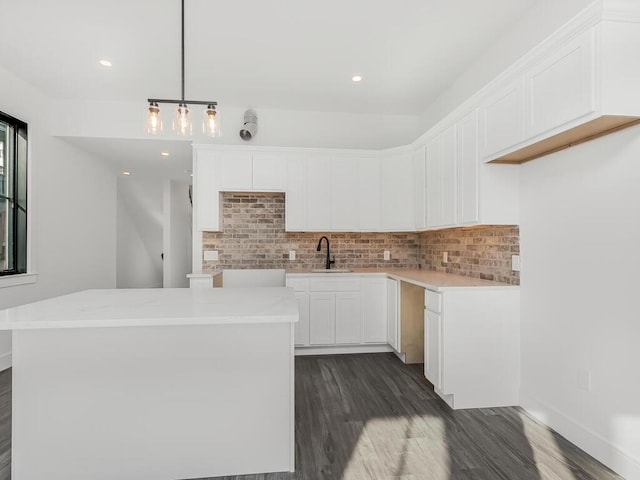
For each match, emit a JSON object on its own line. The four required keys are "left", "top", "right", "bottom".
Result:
{"left": 383, "top": 250, "right": 391, "bottom": 261}
{"left": 511, "top": 254, "right": 521, "bottom": 271}
{"left": 289, "top": 250, "right": 296, "bottom": 260}
{"left": 204, "top": 250, "right": 219, "bottom": 261}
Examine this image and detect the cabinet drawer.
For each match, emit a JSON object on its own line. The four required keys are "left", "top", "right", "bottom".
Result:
{"left": 425, "top": 290, "right": 442, "bottom": 313}
{"left": 286, "top": 277, "right": 309, "bottom": 292}
{"left": 309, "top": 277, "right": 361, "bottom": 292}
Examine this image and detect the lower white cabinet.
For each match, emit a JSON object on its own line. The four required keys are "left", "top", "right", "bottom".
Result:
{"left": 422, "top": 288, "right": 520, "bottom": 409}
{"left": 361, "top": 277, "right": 387, "bottom": 343}
{"left": 309, "top": 292, "right": 336, "bottom": 345}
{"left": 335, "top": 292, "right": 362, "bottom": 344}
{"left": 386, "top": 278, "right": 399, "bottom": 351}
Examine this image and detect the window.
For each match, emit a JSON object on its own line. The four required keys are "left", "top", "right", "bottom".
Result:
{"left": 0, "top": 111, "right": 28, "bottom": 276}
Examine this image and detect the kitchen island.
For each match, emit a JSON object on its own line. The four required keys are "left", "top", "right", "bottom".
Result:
{"left": 0, "top": 287, "right": 298, "bottom": 480}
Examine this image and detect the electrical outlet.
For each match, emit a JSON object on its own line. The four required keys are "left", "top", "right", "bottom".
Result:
{"left": 512, "top": 254, "right": 521, "bottom": 271}
{"left": 203, "top": 250, "right": 219, "bottom": 261}
{"left": 443, "top": 252, "right": 448, "bottom": 263}
{"left": 289, "top": 250, "right": 296, "bottom": 261}
{"left": 383, "top": 250, "right": 391, "bottom": 261}
{"left": 578, "top": 369, "right": 592, "bottom": 392}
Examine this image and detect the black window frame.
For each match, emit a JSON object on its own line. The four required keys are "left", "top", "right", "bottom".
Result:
{"left": 0, "top": 110, "right": 28, "bottom": 277}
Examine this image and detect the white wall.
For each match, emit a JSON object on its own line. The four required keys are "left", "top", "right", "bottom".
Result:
{"left": 49, "top": 99, "right": 421, "bottom": 150}
{"left": 116, "top": 176, "right": 163, "bottom": 288}
{"left": 163, "top": 181, "right": 192, "bottom": 288}
{"left": 418, "top": 0, "right": 593, "bottom": 133}
{"left": 0, "top": 66, "right": 117, "bottom": 368}
{"left": 520, "top": 124, "right": 640, "bottom": 479}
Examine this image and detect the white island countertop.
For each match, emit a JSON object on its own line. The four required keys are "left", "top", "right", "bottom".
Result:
{"left": 0, "top": 287, "right": 299, "bottom": 330}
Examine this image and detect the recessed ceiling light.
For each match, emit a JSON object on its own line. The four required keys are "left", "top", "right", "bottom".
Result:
{"left": 99, "top": 59, "right": 112, "bottom": 67}
{"left": 161, "top": 152, "right": 170, "bottom": 157}
{"left": 122, "top": 171, "right": 131, "bottom": 176}
{"left": 352, "top": 75, "right": 363, "bottom": 83}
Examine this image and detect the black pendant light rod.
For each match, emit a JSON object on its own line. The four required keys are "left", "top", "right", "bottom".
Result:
{"left": 147, "top": 0, "right": 216, "bottom": 107}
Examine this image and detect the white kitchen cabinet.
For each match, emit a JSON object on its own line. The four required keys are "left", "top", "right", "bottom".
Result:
{"left": 216, "top": 151, "right": 253, "bottom": 191}
{"left": 457, "top": 110, "right": 479, "bottom": 225}
{"left": 426, "top": 125, "right": 457, "bottom": 228}
{"left": 306, "top": 156, "right": 332, "bottom": 231}
{"left": 357, "top": 157, "right": 381, "bottom": 231}
{"left": 380, "top": 152, "right": 414, "bottom": 231}
{"left": 335, "top": 292, "right": 362, "bottom": 344}
{"left": 361, "top": 277, "right": 387, "bottom": 343}
{"left": 386, "top": 278, "right": 399, "bottom": 351}
{"left": 425, "top": 310, "right": 442, "bottom": 390}
{"left": 194, "top": 149, "right": 220, "bottom": 231}
{"left": 309, "top": 292, "right": 336, "bottom": 345}
{"left": 286, "top": 277, "right": 310, "bottom": 346}
{"left": 285, "top": 157, "right": 308, "bottom": 231}
{"left": 252, "top": 152, "right": 286, "bottom": 190}
{"left": 331, "top": 157, "right": 358, "bottom": 231}
{"left": 412, "top": 147, "right": 426, "bottom": 230}
{"left": 525, "top": 28, "right": 595, "bottom": 139}
{"left": 479, "top": 79, "right": 526, "bottom": 161}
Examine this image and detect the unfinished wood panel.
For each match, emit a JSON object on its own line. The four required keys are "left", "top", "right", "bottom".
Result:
{"left": 400, "top": 281, "right": 425, "bottom": 364}
{"left": 213, "top": 273, "right": 223, "bottom": 288}
{"left": 489, "top": 115, "right": 640, "bottom": 164}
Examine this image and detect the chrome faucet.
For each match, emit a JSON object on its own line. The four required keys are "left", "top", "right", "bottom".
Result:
{"left": 316, "top": 236, "right": 335, "bottom": 270}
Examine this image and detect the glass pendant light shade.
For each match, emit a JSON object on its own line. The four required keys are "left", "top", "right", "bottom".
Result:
{"left": 203, "top": 104, "right": 221, "bottom": 137}
{"left": 173, "top": 103, "right": 192, "bottom": 136}
{"left": 146, "top": 102, "right": 162, "bottom": 135}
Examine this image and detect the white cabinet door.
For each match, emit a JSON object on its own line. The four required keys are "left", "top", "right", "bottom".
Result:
{"left": 381, "top": 152, "right": 414, "bottom": 231}
{"left": 252, "top": 153, "right": 286, "bottom": 191}
{"left": 285, "top": 158, "right": 307, "bottom": 231}
{"left": 480, "top": 79, "right": 525, "bottom": 161}
{"left": 216, "top": 151, "right": 253, "bottom": 191}
{"left": 457, "top": 111, "right": 479, "bottom": 225}
{"left": 526, "top": 29, "right": 595, "bottom": 138}
{"left": 194, "top": 151, "right": 220, "bottom": 231}
{"left": 362, "top": 277, "right": 387, "bottom": 343}
{"left": 441, "top": 126, "right": 457, "bottom": 227}
{"left": 386, "top": 278, "right": 399, "bottom": 350}
{"left": 425, "top": 309, "right": 442, "bottom": 390}
{"left": 413, "top": 147, "right": 426, "bottom": 230}
{"left": 358, "top": 157, "right": 381, "bottom": 231}
{"left": 335, "top": 292, "right": 362, "bottom": 344}
{"left": 306, "top": 156, "right": 331, "bottom": 231}
{"left": 331, "top": 157, "right": 358, "bottom": 231}
{"left": 293, "top": 292, "right": 310, "bottom": 346}
{"left": 309, "top": 292, "right": 336, "bottom": 345}
{"left": 426, "top": 126, "right": 456, "bottom": 228}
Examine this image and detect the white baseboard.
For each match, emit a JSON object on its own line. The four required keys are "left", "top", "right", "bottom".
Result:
{"left": 0, "top": 352, "right": 11, "bottom": 372}
{"left": 295, "top": 344, "right": 393, "bottom": 356}
{"left": 521, "top": 389, "right": 640, "bottom": 480}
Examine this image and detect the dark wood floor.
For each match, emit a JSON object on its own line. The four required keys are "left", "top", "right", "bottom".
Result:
{"left": 0, "top": 355, "right": 622, "bottom": 480}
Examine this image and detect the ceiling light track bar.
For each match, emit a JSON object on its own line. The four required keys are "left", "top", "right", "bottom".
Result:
{"left": 147, "top": 99, "right": 217, "bottom": 106}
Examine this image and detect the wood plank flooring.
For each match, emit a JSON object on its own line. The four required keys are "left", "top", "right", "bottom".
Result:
{"left": 0, "top": 354, "right": 622, "bottom": 480}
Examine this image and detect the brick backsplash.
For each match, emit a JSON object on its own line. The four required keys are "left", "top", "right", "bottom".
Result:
{"left": 420, "top": 225, "right": 520, "bottom": 285}
{"left": 201, "top": 193, "right": 520, "bottom": 285}
{"left": 202, "top": 193, "right": 421, "bottom": 271}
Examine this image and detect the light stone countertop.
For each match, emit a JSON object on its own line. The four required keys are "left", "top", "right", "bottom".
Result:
{"left": 285, "top": 268, "right": 517, "bottom": 291}
{"left": 0, "top": 287, "right": 298, "bottom": 330}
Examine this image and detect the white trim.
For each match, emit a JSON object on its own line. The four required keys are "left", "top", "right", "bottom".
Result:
{"left": 0, "top": 273, "right": 37, "bottom": 289}
{"left": 295, "top": 344, "right": 392, "bottom": 356}
{"left": 0, "top": 352, "right": 11, "bottom": 371}
{"left": 521, "top": 389, "right": 640, "bottom": 479}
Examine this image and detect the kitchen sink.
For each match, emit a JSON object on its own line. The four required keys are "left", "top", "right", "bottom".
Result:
{"left": 310, "top": 269, "right": 353, "bottom": 273}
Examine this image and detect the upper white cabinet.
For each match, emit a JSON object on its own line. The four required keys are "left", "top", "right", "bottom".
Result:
{"left": 357, "top": 157, "right": 381, "bottom": 231}
{"left": 306, "top": 156, "right": 332, "bottom": 231}
{"left": 215, "top": 151, "right": 253, "bottom": 191}
{"left": 457, "top": 111, "right": 479, "bottom": 225}
{"left": 525, "top": 29, "right": 595, "bottom": 139}
{"left": 252, "top": 152, "right": 287, "bottom": 191}
{"left": 380, "top": 151, "right": 415, "bottom": 231}
{"left": 479, "top": 79, "right": 526, "bottom": 161}
{"left": 330, "top": 156, "right": 359, "bottom": 231}
{"left": 426, "top": 125, "right": 457, "bottom": 229}
{"left": 412, "top": 148, "right": 426, "bottom": 230}
{"left": 285, "top": 156, "right": 308, "bottom": 231}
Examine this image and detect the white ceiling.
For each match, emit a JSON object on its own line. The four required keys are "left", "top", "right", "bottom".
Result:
{"left": 1, "top": 0, "right": 537, "bottom": 116}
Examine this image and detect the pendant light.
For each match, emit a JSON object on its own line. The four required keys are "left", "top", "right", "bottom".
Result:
{"left": 146, "top": 0, "right": 221, "bottom": 137}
